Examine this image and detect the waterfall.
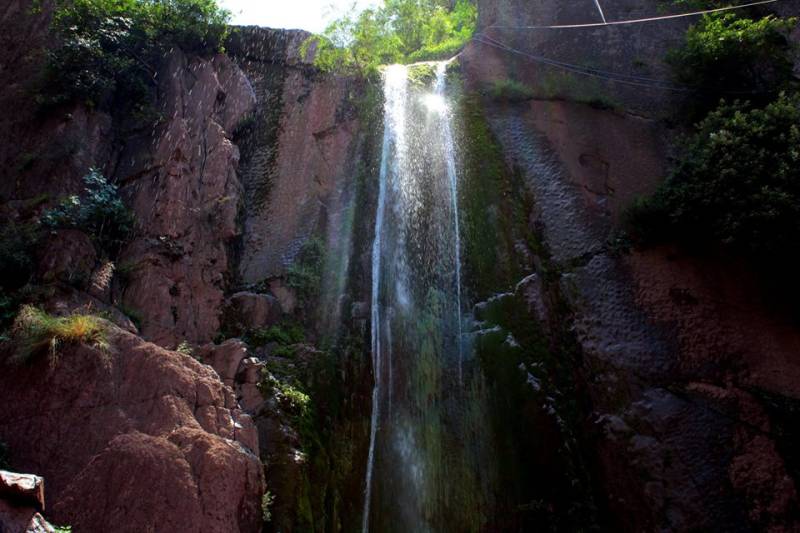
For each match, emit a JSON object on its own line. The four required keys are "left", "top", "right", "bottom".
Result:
{"left": 435, "top": 61, "right": 465, "bottom": 384}
{"left": 363, "top": 61, "right": 484, "bottom": 532}
{"left": 362, "top": 64, "right": 408, "bottom": 533}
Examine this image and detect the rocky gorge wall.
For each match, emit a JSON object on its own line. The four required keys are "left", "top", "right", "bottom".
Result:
{"left": 459, "top": 0, "right": 800, "bottom": 531}
{"left": 0, "top": 1, "right": 377, "bottom": 531}
{"left": 2, "top": 0, "right": 799, "bottom": 531}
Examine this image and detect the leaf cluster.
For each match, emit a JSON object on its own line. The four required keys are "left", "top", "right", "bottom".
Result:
{"left": 40, "top": 0, "right": 230, "bottom": 112}
{"left": 668, "top": 13, "right": 797, "bottom": 114}
{"left": 304, "top": 0, "right": 477, "bottom": 76}
{"left": 42, "top": 168, "right": 134, "bottom": 255}
{"left": 625, "top": 92, "right": 800, "bottom": 263}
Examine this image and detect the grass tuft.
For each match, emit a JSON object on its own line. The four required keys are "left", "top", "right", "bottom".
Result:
{"left": 11, "top": 306, "right": 108, "bottom": 364}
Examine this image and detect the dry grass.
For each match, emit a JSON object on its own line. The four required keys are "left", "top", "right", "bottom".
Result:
{"left": 11, "top": 305, "right": 108, "bottom": 363}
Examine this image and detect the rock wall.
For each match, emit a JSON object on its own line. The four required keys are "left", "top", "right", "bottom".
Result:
{"left": 462, "top": 1, "right": 800, "bottom": 530}
{"left": 0, "top": 325, "right": 264, "bottom": 533}
{"left": 114, "top": 50, "right": 256, "bottom": 348}
{"left": 227, "top": 28, "right": 370, "bottom": 323}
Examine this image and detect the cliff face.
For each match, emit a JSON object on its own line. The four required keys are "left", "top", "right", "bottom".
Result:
{"left": 0, "top": 3, "right": 268, "bottom": 531}
{"left": 462, "top": 1, "right": 800, "bottom": 530}
{"left": 2, "top": 3, "right": 375, "bottom": 529}
{"left": 3, "top": 0, "right": 799, "bottom": 531}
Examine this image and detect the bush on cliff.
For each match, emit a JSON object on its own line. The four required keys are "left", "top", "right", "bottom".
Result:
{"left": 40, "top": 0, "right": 230, "bottom": 111}
{"left": 668, "top": 13, "right": 796, "bottom": 114}
{"left": 304, "top": 0, "right": 477, "bottom": 75}
{"left": 11, "top": 306, "right": 108, "bottom": 363}
{"left": 625, "top": 92, "right": 800, "bottom": 266}
{"left": 42, "top": 168, "right": 134, "bottom": 255}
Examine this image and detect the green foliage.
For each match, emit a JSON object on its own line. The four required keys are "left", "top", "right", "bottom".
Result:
{"left": 407, "top": 63, "right": 437, "bottom": 87}
{"left": 247, "top": 322, "right": 305, "bottom": 348}
{"left": 118, "top": 304, "right": 143, "bottom": 330}
{"left": 41, "top": 0, "right": 230, "bottom": 111}
{"left": 0, "top": 223, "right": 41, "bottom": 290}
{"left": 176, "top": 340, "right": 194, "bottom": 356}
{"left": 11, "top": 305, "right": 108, "bottom": 363}
{"left": 261, "top": 491, "right": 275, "bottom": 523}
{"left": 286, "top": 237, "right": 325, "bottom": 308}
{"left": 305, "top": 0, "right": 477, "bottom": 76}
{"left": 53, "top": 527, "right": 73, "bottom": 533}
{"left": 488, "top": 78, "right": 535, "bottom": 103}
{"left": 42, "top": 169, "right": 133, "bottom": 254}
{"left": 625, "top": 92, "right": 800, "bottom": 263}
{"left": 258, "top": 371, "right": 312, "bottom": 417}
{"left": 668, "top": 13, "right": 796, "bottom": 113}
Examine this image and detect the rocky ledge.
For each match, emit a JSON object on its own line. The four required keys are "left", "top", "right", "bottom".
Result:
{"left": 0, "top": 324, "right": 264, "bottom": 533}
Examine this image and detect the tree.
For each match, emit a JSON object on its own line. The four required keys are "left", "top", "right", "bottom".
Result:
{"left": 668, "top": 13, "right": 796, "bottom": 113}
{"left": 305, "top": 0, "right": 477, "bottom": 76}
{"left": 40, "top": 0, "right": 231, "bottom": 111}
{"left": 626, "top": 93, "right": 800, "bottom": 264}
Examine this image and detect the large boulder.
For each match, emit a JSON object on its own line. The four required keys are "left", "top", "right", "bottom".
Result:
{"left": 0, "top": 471, "right": 56, "bottom": 533}
{"left": 0, "top": 471, "right": 45, "bottom": 511}
{"left": 225, "top": 292, "right": 282, "bottom": 334}
{"left": 0, "top": 323, "right": 264, "bottom": 533}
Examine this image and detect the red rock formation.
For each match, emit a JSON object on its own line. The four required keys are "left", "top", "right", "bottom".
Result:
{"left": 117, "top": 50, "right": 256, "bottom": 348}
{"left": 0, "top": 325, "right": 264, "bottom": 533}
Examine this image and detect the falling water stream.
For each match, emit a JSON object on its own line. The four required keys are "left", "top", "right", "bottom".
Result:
{"left": 362, "top": 62, "right": 495, "bottom": 532}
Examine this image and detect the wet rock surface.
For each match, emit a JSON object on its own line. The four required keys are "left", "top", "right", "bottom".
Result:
{"left": 469, "top": 76, "right": 800, "bottom": 532}
{"left": 228, "top": 28, "right": 366, "bottom": 284}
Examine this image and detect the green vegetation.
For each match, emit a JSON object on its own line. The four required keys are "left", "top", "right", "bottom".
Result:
{"left": 118, "top": 304, "right": 143, "bottom": 330}
{"left": 42, "top": 169, "right": 133, "bottom": 254}
{"left": 668, "top": 13, "right": 796, "bottom": 114}
{"left": 626, "top": 93, "right": 800, "bottom": 263}
{"left": 261, "top": 491, "right": 275, "bottom": 523}
{"left": 456, "top": 94, "right": 536, "bottom": 300}
{"left": 11, "top": 306, "right": 107, "bottom": 363}
{"left": 53, "top": 527, "right": 73, "bottom": 533}
{"left": 304, "top": 0, "right": 477, "bottom": 75}
{"left": 176, "top": 340, "right": 194, "bottom": 356}
{"left": 40, "top": 0, "right": 230, "bottom": 112}
{"left": 259, "top": 372, "right": 312, "bottom": 416}
{"left": 487, "top": 78, "right": 535, "bottom": 103}
{"left": 246, "top": 321, "right": 305, "bottom": 348}
{"left": 286, "top": 237, "right": 325, "bottom": 309}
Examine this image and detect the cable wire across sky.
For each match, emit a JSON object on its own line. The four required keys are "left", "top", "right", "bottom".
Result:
{"left": 488, "top": 0, "right": 780, "bottom": 30}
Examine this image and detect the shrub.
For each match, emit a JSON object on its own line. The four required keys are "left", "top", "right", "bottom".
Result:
{"left": 247, "top": 322, "right": 305, "bottom": 348}
{"left": 286, "top": 237, "right": 325, "bottom": 308}
{"left": 11, "top": 306, "right": 108, "bottom": 363}
{"left": 261, "top": 491, "right": 275, "bottom": 523}
{"left": 668, "top": 13, "right": 796, "bottom": 114}
{"left": 625, "top": 92, "right": 800, "bottom": 263}
{"left": 40, "top": 0, "right": 230, "bottom": 112}
{"left": 488, "top": 78, "right": 535, "bottom": 103}
{"left": 176, "top": 340, "right": 194, "bottom": 356}
{"left": 258, "top": 371, "right": 311, "bottom": 417}
{"left": 42, "top": 168, "right": 133, "bottom": 254}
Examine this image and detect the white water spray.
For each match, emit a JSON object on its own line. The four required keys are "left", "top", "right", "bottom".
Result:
{"left": 434, "top": 62, "right": 465, "bottom": 384}
{"left": 362, "top": 64, "right": 408, "bottom": 533}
